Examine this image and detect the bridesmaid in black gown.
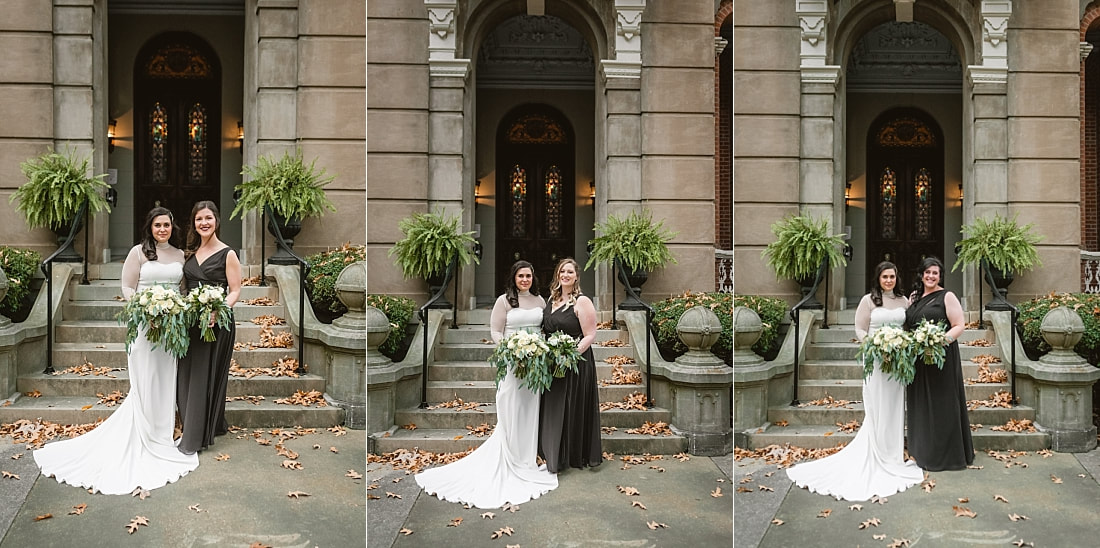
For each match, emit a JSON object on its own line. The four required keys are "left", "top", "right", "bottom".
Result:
{"left": 538, "top": 258, "right": 602, "bottom": 472}
{"left": 177, "top": 201, "right": 241, "bottom": 454}
{"left": 904, "top": 256, "right": 974, "bottom": 471}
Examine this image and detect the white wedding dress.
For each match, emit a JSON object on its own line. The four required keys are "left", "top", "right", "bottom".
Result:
{"left": 415, "top": 306, "right": 558, "bottom": 508}
{"left": 785, "top": 305, "right": 924, "bottom": 501}
{"left": 34, "top": 256, "right": 199, "bottom": 495}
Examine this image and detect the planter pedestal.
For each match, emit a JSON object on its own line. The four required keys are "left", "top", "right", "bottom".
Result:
{"left": 1031, "top": 306, "right": 1100, "bottom": 452}
{"left": 268, "top": 212, "right": 302, "bottom": 265}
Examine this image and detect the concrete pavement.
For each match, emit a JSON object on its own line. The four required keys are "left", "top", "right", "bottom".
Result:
{"left": 735, "top": 446, "right": 1100, "bottom": 547}
{"left": 367, "top": 453, "right": 734, "bottom": 548}
{"left": 0, "top": 428, "right": 366, "bottom": 547}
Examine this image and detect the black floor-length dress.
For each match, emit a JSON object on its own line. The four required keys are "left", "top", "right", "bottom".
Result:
{"left": 177, "top": 247, "right": 236, "bottom": 453}
{"left": 538, "top": 302, "right": 603, "bottom": 472}
{"left": 904, "top": 289, "right": 975, "bottom": 471}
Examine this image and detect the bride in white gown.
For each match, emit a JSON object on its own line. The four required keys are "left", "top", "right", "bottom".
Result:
{"left": 415, "top": 261, "right": 557, "bottom": 508}
{"left": 34, "top": 207, "right": 199, "bottom": 494}
{"left": 786, "top": 261, "right": 923, "bottom": 501}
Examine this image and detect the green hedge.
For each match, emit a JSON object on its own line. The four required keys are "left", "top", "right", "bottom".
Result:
{"left": 1017, "top": 292, "right": 1100, "bottom": 365}
{"left": 652, "top": 292, "right": 733, "bottom": 365}
{"left": 0, "top": 247, "right": 41, "bottom": 319}
{"left": 367, "top": 294, "right": 416, "bottom": 358}
{"left": 305, "top": 243, "right": 366, "bottom": 316}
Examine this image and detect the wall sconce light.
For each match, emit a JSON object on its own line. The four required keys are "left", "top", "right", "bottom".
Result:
{"left": 589, "top": 181, "right": 596, "bottom": 199}
{"left": 237, "top": 120, "right": 244, "bottom": 152}
{"left": 844, "top": 183, "right": 852, "bottom": 209}
{"left": 474, "top": 181, "right": 481, "bottom": 207}
{"left": 107, "top": 119, "right": 117, "bottom": 153}
{"left": 958, "top": 183, "right": 964, "bottom": 202}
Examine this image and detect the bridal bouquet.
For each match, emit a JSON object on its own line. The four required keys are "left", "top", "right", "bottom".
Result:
{"left": 911, "top": 319, "right": 949, "bottom": 369}
{"left": 183, "top": 284, "right": 234, "bottom": 342}
{"left": 490, "top": 330, "right": 551, "bottom": 393}
{"left": 855, "top": 324, "right": 916, "bottom": 384}
{"left": 118, "top": 284, "right": 190, "bottom": 359}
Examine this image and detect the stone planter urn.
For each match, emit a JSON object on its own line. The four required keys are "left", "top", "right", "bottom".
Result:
{"left": 675, "top": 306, "right": 724, "bottom": 365}
{"left": 332, "top": 261, "right": 366, "bottom": 331}
{"left": 732, "top": 306, "right": 763, "bottom": 367}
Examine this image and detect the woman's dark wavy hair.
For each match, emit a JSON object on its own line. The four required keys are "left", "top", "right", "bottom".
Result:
{"left": 910, "top": 256, "right": 947, "bottom": 298}
{"left": 185, "top": 200, "right": 220, "bottom": 256}
{"left": 140, "top": 206, "right": 179, "bottom": 261}
{"left": 505, "top": 260, "right": 538, "bottom": 308}
{"left": 869, "top": 260, "right": 904, "bottom": 306}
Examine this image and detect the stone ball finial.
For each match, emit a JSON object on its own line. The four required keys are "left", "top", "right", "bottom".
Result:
{"left": 1040, "top": 306, "right": 1085, "bottom": 354}
{"left": 676, "top": 306, "right": 723, "bottom": 354}
{"left": 335, "top": 261, "right": 366, "bottom": 313}
{"left": 732, "top": 306, "right": 764, "bottom": 367}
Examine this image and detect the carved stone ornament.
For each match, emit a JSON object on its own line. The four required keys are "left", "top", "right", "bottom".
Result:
{"left": 427, "top": 4, "right": 456, "bottom": 40}
{"left": 507, "top": 114, "right": 567, "bottom": 144}
{"left": 877, "top": 117, "right": 936, "bottom": 148}
{"left": 145, "top": 44, "right": 212, "bottom": 79}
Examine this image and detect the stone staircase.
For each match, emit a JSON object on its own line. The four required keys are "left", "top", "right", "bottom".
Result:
{"left": 742, "top": 318, "right": 1050, "bottom": 451}
{"left": 0, "top": 265, "right": 344, "bottom": 428}
{"left": 371, "top": 312, "right": 688, "bottom": 456}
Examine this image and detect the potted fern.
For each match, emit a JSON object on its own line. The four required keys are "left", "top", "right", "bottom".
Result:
{"left": 584, "top": 209, "right": 678, "bottom": 309}
{"left": 388, "top": 209, "right": 479, "bottom": 307}
{"left": 761, "top": 214, "right": 847, "bottom": 308}
{"left": 231, "top": 148, "right": 336, "bottom": 264}
{"left": 953, "top": 213, "right": 1043, "bottom": 306}
{"left": 10, "top": 148, "right": 111, "bottom": 262}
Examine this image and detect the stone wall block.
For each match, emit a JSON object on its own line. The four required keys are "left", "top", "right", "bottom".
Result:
{"left": 734, "top": 28, "right": 800, "bottom": 70}
{"left": 364, "top": 246, "right": 421, "bottom": 300}
{"left": 733, "top": 0, "right": 795, "bottom": 27}
{"left": 257, "top": 38, "right": 298, "bottom": 88}
{"left": 644, "top": 24, "right": 717, "bottom": 68}
{"left": 972, "top": 161, "right": 1008, "bottom": 203}
{"left": 300, "top": 0, "right": 365, "bottom": 36}
{"left": 53, "top": 5, "right": 92, "bottom": 35}
{"left": 428, "top": 86, "right": 463, "bottom": 113}
{"left": 428, "top": 112, "right": 464, "bottom": 155}
{"left": 1014, "top": 204, "right": 1079, "bottom": 247}
{"left": 297, "top": 141, "right": 365, "bottom": 191}
{"left": 972, "top": 93, "right": 1007, "bottom": 119}
{"left": 1010, "top": 246, "right": 1081, "bottom": 298}
{"left": 799, "top": 160, "right": 835, "bottom": 204}
{"left": 606, "top": 115, "right": 641, "bottom": 156}
{"left": 258, "top": 6, "right": 298, "bottom": 38}
{"left": 642, "top": 68, "right": 713, "bottom": 113}
{"left": 0, "top": 34, "right": 52, "bottom": 83}
{"left": 734, "top": 159, "right": 798, "bottom": 202}
{"left": 799, "top": 91, "right": 834, "bottom": 118}
{"left": 256, "top": 90, "right": 297, "bottom": 140}
{"left": 734, "top": 71, "right": 799, "bottom": 115}
{"left": 642, "top": 114, "right": 713, "bottom": 156}
{"left": 641, "top": 157, "right": 713, "bottom": 200}
{"left": 53, "top": 87, "right": 93, "bottom": 140}
{"left": 367, "top": 110, "right": 427, "bottom": 154}
{"left": 367, "top": 0, "right": 427, "bottom": 18}
{"left": 1009, "top": 30, "right": 1079, "bottom": 73}
{"left": 733, "top": 115, "right": 799, "bottom": 157}
{"left": 428, "top": 156, "right": 463, "bottom": 201}
{"left": 298, "top": 89, "right": 366, "bottom": 139}
{"left": 1007, "top": 118, "right": 1078, "bottom": 159}
{"left": 606, "top": 159, "right": 642, "bottom": 201}
{"left": 300, "top": 37, "right": 365, "bottom": 87}
{"left": 367, "top": 20, "right": 428, "bottom": 64}
{"left": 644, "top": 246, "right": 719, "bottom": 297}
{"left": 0, "top": 141, "right": 52, "bottom": 189}
{"left": 294, "top": 189, "right": 365, "bottom": 251}
{"left": 1, "top": 0, "right": 51, "bottom": 31}
{"left": 971, "top": 119, "right": 1007, "bottom": 160}
{"left": 1008, "top": 73, "right": 1077, "bottom": 117}
{"left": 643, "top": 203, "right": 714, "bottom": 245}
{"left": 366, "top": 200, "right": 426, "bottom": 244}
{"left": 366, "top": 153, "right": 428, "bottom": 199}
{"left": 800, "top": 118, "right": 834, "bottom": 159}
{"left": 645, "top": 0, "right": 712, "bottom": 23}
{"left": 1012, "top": 1, "right": 1078, "bottom": 29}
{"left": 606, "top": 89, "right": 640, "bottom": 115}
{"left": 734, "top": 203, "right": 798, "bottom": 246}
{"left": 52, "top": 36, "right": 92, "bottom": 86}
{"left": 732, "top": 247, "right": 796, "bottom": 300}
{"left": 1008, "top": 160, "right": 1078, "bottom": 202}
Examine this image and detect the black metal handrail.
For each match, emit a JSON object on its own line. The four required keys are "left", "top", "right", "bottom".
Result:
{"left": 264, "top": 205, "right": 309, "bottom": 373}
{"left": 616, "top": 259, "right": 654, "bottom": 409}
{"left": 40, "top": 200, "right": 89, "bottom": 374}
{"left": 982, "top": 260, "right": 1019, "bottom": 403}
{"left": 418, "top": 256, "right": 458, "bottom": 409}
{"left": 788, "top": 257, "right": 828, "bottom": 405}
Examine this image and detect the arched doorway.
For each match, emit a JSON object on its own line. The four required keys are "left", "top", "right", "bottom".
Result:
{"left": 495, "top": 104, "right": 576, "bottom": 295}
{"left": 133, "top": 32, "right": 222, "bottom": 237}
{"left": 865, "top": 108, "right": 945, "bottom": 285}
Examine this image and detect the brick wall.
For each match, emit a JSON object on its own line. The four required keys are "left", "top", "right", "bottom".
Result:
{"left": 715, "top": 1, "right": 732, "bottom": 290}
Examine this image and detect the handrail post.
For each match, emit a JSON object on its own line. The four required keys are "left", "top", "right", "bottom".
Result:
{"left": 1011, "top": 307, "right": 1017, "bottom": 403}
{"left": 611, "top": 261, "right": 617, "bottom": 326}
{"left": 44, "top": 261, "right": 54, "bottom": 374}
{"left": 419, "top": 307, "right": 429, "bottom": 408}
{"left": 645, "top": 307, "right": 652, "bottom": 408}
{"left": 822, "top": 262, "right": 830, "bottom": 329}
{"left": 81, "top": 203, "right": 89, "bottom": 285}
{"left": 791, "top": 308, "right": 800, "bottom": 406}
{"left": 451, "top": 265, "right": 459, "bottom": 329}
{"left": 298, "top": 260, "right": 305, "bottom": 369}
{"left": 260, "top": 209, "right": 267, "bottom": 287}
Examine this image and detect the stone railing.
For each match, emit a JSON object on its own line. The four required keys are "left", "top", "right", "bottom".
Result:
{"left": 1082, "top": 250, "right": 1100, "bottom": 293}
{"left": 716, "top": 249, "right": 732, "bottom": 293}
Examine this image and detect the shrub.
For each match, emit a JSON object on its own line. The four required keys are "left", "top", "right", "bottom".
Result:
{"left": 1017, "top": 292, "right": 1100, "bottom": 365}
{"left": 652, "top": 292, "right": 733, "bottom": 365}
{"left": 305, "top": 243, "right": 365, "bottom": 316}
{"left": 0, "top": 247, "right": 42, "bottom": 319}
{"left": 367, "top": 294, "right": 416, "bottom": 358}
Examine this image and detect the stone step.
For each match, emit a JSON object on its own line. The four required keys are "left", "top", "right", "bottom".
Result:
{"left": 371, "top": 428, "right": 688, "bottom": 456}
{"left": 799, "top": 360, "right": 1015, "bottom": 381}
{"left": 739, "top": 423, "right": 1050, "bottom": 452}
{"left": 425, "top": 381, "right": 647, "bottom": 405}
{"left": 49, "top": 343, "right": 304, "bottom": 370}
{"left": 435, "top": 343, "right": 636, "bottom": 363}
{"left": 62, "top": 301, "right": 286, "bottom": 322}
{"left": 804, "top": 342, "right": 1005, "bottom": 362}
{"left": 456, "top": 309, "right": 491, "bottom": 326}
{"left": 17, "top": 372, "right": 326, "bottom": 398}
{"left": 766, "top": 403, "right": 1038, "bottom": 425}
{"left": 68, "top": 282, "right": 279, "bottom": 302}
{"left": 53, "top": 320, "right": 292, "bottom": 344}
{"left": 426, "top": 361, "right": 644, "bottom": 382}
{"left": 0, "top": 396, "right": 344, "bottom": 428}
{"left": 795, "top": 380, "right": 1013, "bottom": 403}
{"left": 392, "top": 406, "right": 673, "bottom": 430}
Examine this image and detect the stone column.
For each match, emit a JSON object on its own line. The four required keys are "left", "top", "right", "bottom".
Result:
{"left": 324, "top": 261, "right": 366, "bottom": 429}
{"left": 662, "top": 306, "right": 732, "bottom": 456}
{"left": 1030, "top": 306, "right": 1100, "bottom": 452}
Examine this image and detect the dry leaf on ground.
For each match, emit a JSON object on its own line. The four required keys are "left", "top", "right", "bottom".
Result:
{"left": 481, "top": 512, "right": 495, "bottom": 519}
{"left": 287, "top": 491, "right": 310, "bottom": 499}
{"left": 282, "top": 460, "right": 303, "bottom": 470}
{"left": 68, "top": 504, "right": 86, "bottom": 515}
{"left": 646, "top": 521, "right": 668, "bottom": 530}
{"left": 215, "top": 453, "right": 230, "bottom": 462}
{"left": 346, "top": 470, "right": 363, "bottom": 480}
{"left": 953, "top": 506, "right": 977, "bottom": 518}
{"left": 817, "top": 509, "right": 832, "bottom": 518}
{"left": 131, "top": 488, "right": 150, "bottom": 500}
{"left": 491, "top": 527, "right": 515, "bottom": 539}
{"left": 399, "top": 528, "right": 413, "bottom": 536}
{"left": 448, "top": 517, "right": 463, "bottom": 527}
{"left": 34, "top": 514, "right": 52, "bottom": 522}
{"left": 125, "top": 516, "right": 149, "bottom": 534}
{"left": 1, "top": 471, "right": 19, "bottom": 480}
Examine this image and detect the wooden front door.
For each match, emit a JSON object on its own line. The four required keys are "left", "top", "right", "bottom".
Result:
{"left": 866, "top": 109, "right": 945, "bottom": 289}
{"left": 495, "top": 105, "right": 575, "bottom": 296}
{"left": 133, "top": 32, "right": 222, "bottom": 239}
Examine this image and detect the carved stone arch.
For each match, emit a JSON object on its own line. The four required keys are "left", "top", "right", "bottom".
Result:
{"left": 459, "top": 0, "right": 611, "bottom": 63}
{"left": 832, "top": 1, "right": 980, "bottom": 69}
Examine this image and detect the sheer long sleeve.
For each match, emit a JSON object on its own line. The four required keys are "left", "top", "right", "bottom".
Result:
{"left": 489, "top": 295, "right": 510, "bottom": 344}
{"left": 120, "top": 245, "right": 145, "bottom": 300}
{"left": 854, "top": 294, "right": 873, "bottom": 342}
